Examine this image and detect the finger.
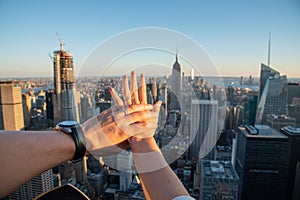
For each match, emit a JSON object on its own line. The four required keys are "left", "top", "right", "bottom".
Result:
{"left": 130, "top": 71, "right": 140, "bottom": 104}
{"left": 119, "top": 110, "right": 152, "bottom": 125}
{"left": 153, "top": 100, "right": 162, "bottom": 113}
{"left": 139, "top": 74, "right": 147, "bottom": 104}
{"left": 122, "top": 75, "right": 132, "bottom": 106}
{"left": 112, "top": 104, "right": 153, "bottom": 119}
{"left": 126, "top": 104, "right": 153, "bottom": 114}
{"left": 110, "top": 87, "right": 124, "bottom": 107}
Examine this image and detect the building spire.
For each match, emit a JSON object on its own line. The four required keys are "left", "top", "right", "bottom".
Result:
{"left": 267, "top": 31, "right": 271, "bottom": 67}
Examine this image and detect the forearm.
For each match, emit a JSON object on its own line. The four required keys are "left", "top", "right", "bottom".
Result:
{"left": 0, "top": 130, "right": 75, "bottom": 198}
{"left": 130, "top": 137, "right": 189, "bottom": 200}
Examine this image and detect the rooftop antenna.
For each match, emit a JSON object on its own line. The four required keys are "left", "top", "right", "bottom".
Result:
{"left": 267, "top": 31, "right": 271, "bottom": 67}
{"left": 56, "top": 32, "right": 64, "bottom": 50}
{"left": 176, "top": 46, "right": 178, "bottom": 62}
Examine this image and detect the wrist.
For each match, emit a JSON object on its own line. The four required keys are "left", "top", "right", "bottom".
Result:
{"left": 56, "top": 121, "right": 86, "bottom": 162}
{"left": 129, "top": 137, "right": 159, "bottom": 153}
{"left": 55, "top": 131, "right": 76, "bottom": 161}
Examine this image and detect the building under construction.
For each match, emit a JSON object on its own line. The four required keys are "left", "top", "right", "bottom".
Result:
{"left": 52, "top": 37, "right": 79, "bottom": 123}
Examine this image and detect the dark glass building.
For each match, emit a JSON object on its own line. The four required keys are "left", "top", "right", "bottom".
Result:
{"left": 258, "top": 63, "right": 279, "bottom": 99}
{"left": 281, "top": 126, "right": 300, "bottom": 200}
{"left": 243, "top": 95, "right": 257, "bottom": 126}
{"left": 236, "top": 125, "right": 289, "bottom": 200}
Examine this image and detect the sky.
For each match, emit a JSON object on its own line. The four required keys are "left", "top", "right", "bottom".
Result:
{"left": 0, "top": 0, "right": 299, "bottom": 78}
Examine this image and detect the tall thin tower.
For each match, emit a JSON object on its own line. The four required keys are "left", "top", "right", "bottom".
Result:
{"left": 52, "top": 35, "right": 79, "bottom": 123}
{"left": 171, "top": 54, "right": 182, "bottom": 100}
{"left": 169, "top": 53, "right": 182, "bottom": 111}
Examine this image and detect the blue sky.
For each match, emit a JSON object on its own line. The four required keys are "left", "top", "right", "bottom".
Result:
{"left": 0, "top": 0, "right": 299, "bottom": 78}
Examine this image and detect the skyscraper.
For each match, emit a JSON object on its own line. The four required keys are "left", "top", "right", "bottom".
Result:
{"left": 287, "top": 83, "right": 300, "bottom": 127}
{"left": 9, "top": 169, "right": 54, "bottom": 200}
{"left": 52, "top": 39, "right": 85, "bottom": 187}
{"left": 22, "top": 93, "right": 31, "bottom": 129}
{"left": 281, "top": 126, "right": 300, "bottom": 200}
{"left": 169, "top": 54, "right": 182, "bottom": 110}
{"left": 243, "top": 95, "right": 257, "bottom": 126}
{"left": 258, "top": 64, "right": 280, "bottom": 100}
{"left": 52, "top": 40, "right": 79, "bottom": 123}
{"left": 256, "top": 64, "right": 287, "bottom": 124}
{"left": 287, "top": 82, "right": 300, "bottom": 105}
{"left": 226, "top": 86, "right": 234, "bottom": 105}
{"left": 189, "top": 99, "right": 218, "bottom": 160}
{"left": 236, "top": 125, "right": 289, "bottom": 200}
{"left": 171, "top": 54, "right": 182, "bottom": 101}
{"left": 0, "top": 81, "right": 24, "bottom": 130}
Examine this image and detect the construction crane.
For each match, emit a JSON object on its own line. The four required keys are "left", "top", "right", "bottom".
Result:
{"left": 56, "top": 32, "right": 65, "bottom": 50}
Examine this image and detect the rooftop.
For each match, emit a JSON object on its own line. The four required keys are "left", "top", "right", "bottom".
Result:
{"left": 201, "top": 160, "right": 238, "bottom": 180}
{"left": 267, "top": 114, "right": 296, "bottom": 121}
{"left": 239, "top": 125, "right": 288, "bottom": 139}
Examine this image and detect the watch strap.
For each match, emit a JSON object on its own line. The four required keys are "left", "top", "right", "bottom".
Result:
{"left": 69, "top": 125, "right": 86, "bottom": 161}
{"left": 56, "top": 121, "right": 86, "bottom": 162}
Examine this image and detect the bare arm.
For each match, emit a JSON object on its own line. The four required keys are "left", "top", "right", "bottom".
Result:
{"left": 0, "top": 103, "right": 153, "bottom": 198}
{"left": 0, "top": 130, "right": 75, "bottom": 198}
{"left": 130, "top": 137, "right": 189, "bottom": 200}
{"left": 111, "top": 72, "right": 190, "bottom": 200}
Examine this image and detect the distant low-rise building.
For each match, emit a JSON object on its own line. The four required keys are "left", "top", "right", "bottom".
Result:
{"left": 198, "top": 160, "right": 239, "bottom": 200}
{"left": 266, "top": 114, "right": 296, "bottom": 131}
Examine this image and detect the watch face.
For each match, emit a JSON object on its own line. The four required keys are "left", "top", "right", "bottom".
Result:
{"left": 59, "top": 121, "right": 78, "bottom": 127}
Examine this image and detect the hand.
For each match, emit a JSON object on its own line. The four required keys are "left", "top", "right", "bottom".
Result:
{"left": 110, "top": 71, "right": 162, "bottom": 139}
{"left": 82, "top": 97, "right": 153, "bottom": 156}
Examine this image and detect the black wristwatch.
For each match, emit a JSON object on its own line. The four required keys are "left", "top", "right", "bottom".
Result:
{"left": 56, "top": 121, "right": 86, "bottom": 162}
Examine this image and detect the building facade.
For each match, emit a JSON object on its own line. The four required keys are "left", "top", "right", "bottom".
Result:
{"left": 189, "top": 99, "right": 218, "bottom": 160}
{"left": 236, "top": 125, "right": 289, "bottom": 200}
{"left": 53, "top": 41, "right": 79, "bottom": 123}
{"left": 266, "top": 114, "right": 296, "bottom": 131}
{"left": 170, "top": 54, "right": 182, "bottom": 111}
{"left": 0, "top": 81, "right": 24, "bottom": 130}
{"left": 281, "top": 126, "right": 300, "bottom": 200}
{"left": 258, "top": 63, "right": 280, "bottom": 99}
{"left": 197, "top": 160, "right": 239, "bottom": 200}
{"left": 256, "top": 71, "right": 288, "bottom": 124}
{"left": 9, "top": 169, "right": 54, "bottom": 200}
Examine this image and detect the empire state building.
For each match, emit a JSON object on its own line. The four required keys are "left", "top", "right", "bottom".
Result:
{"left": 172, "top": 54, "right": 182, "bottom": 100}
{"left": 169, "top": 54, "right": 182, "bottom": 111}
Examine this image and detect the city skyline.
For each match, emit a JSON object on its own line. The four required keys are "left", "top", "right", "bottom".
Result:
{"left": 0, "top": 0, "right": 299, "bottom": 78}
